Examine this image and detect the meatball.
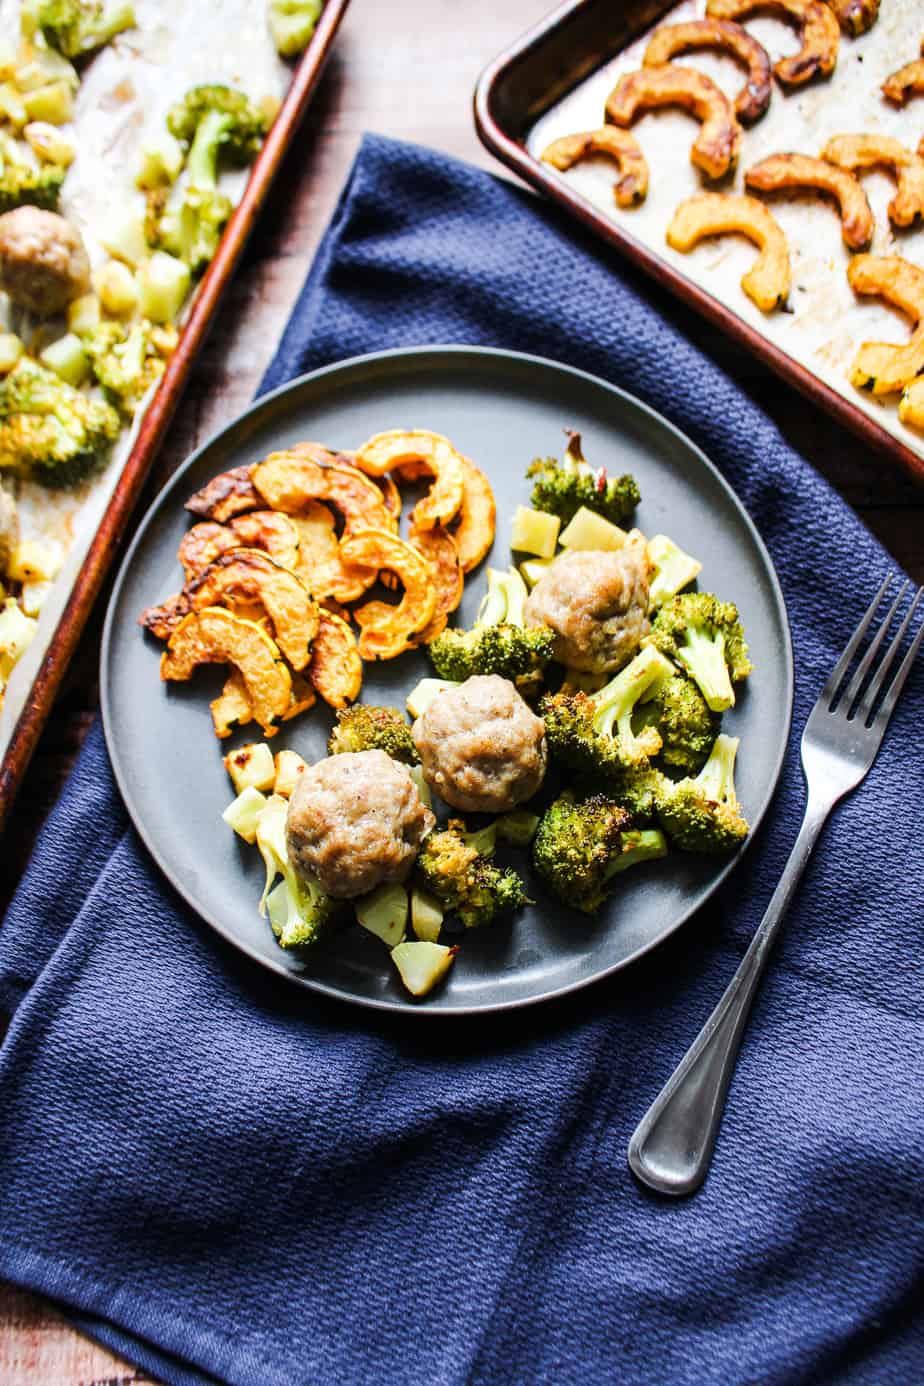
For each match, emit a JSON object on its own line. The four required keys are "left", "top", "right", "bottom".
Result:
{"left": 0, "top": 207, "right": 91, "bottom": 317}
{"left": 286, "top": 749, "right": 434, "bottom": 899}
{"left": 412, "top": 674, "right": 547, "bottom": 814}
{"left": 523, "top": 534, "right": 651, "bottom": 673}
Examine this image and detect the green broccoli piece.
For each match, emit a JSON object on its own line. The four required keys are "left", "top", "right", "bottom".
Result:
{"left": 428, "top": 566, "right": 554, "bottom": 685}
{"left": 83, "top": 320, "right": 171, "bottom": 414}
{"left": 257, "top": 794, "right": 339, "bottom": 949}
{"left": 146, "top": 184, "right": 233, "bottom": 276}
{"left": 166, "top": 85, "right": 269, "bottom": 164}
{"left": 607, "top": 827, "right": 669, "bottom": 873}
{"left": 0, "top": 357, "right": 120, "bottom": 486}
{"left": 416, "top": 819, "right": 529, "bottom": 929}
{"left": 646, "top": 591, "right": 752, "bottom": 713}
{"left": 37, "top": 0, "right": 135, "bottom": 58}
{"left": 327, "top": 705, "right": 419, "bottom": 765}
{"left": 0, "top": 133, "right": 65, "bottom": 213}
{"left": 532, "top": 791, "right": 639, "bottom": 913}
{"left": 268, "top": 0, "right": 322, "bottom": 57}
{"left": 636, "top": 671, "right": 718, "bottom": 775}
{"left": 541, "top": 644, "right": 677, "bottom": 780}
{"left": 526, "top": 431, "right": 640, "bottom": 528}
{"left": 657, "top": 733, "right": 749, "bottom": 854}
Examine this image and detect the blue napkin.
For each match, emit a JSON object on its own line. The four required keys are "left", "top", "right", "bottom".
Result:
{"left": 1, "top": 135, "right": 922, "bottom": 1386}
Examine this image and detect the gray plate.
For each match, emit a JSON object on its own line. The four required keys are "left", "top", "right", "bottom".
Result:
{"left": 101, "top": 346, "right": 793, "bottom": 1016}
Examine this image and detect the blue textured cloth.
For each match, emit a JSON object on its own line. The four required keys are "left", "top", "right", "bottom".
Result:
{"left": 1, "top": 135, "right": 922, "bottom": 1386}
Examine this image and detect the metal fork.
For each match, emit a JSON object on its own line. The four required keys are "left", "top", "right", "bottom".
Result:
{"left": 628, "top": 575, "right": 924, "bottom": 1197}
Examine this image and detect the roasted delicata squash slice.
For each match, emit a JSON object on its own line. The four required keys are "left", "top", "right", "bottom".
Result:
{"left": 705, "top": 0, "right": 838, "bottom": 87}
{"left": 177, "top": 512, "right": 301, "bottom": 582}
{"left": 281, "top": 669, "right": 316, "bottom": 720}
{"left": 744, "top": 153, "right": 873, "bottom": 251}
{"left": 161, "top": 607, "right": 292, "bottom": 737}
{"left": 452, "top": 456, "right": 496, "bottom": 573}
{"left": 250, "top": 447, "right": 396, "bottom": 538}
{"left": 340, "top": 529, "right": 438, "bottom": 660}
{"left": 883, "top": 42, "right": 924, "bottom": 106}
{"left": 308, "top": 609, "right": 363, "bottom": 708}
{"left": 408, "top": 523, "right": 464, "bottom": 643}
{"left": 541, "top": 128, "right": 649, "bottom": 207}
{"left": 667, "top": 192, "right": 791, "bottom": 312}
{"left": 354, "top": 430, "right": 465, "bottom": 531}
{"left": 845, "top": 255, "right": 924, "bottom": 395}
{"left": 178, "top": 522, "right": 239, "bottom": 581}
{"left": 898, "top": 378, "right": 924, "bottom": 431}
{"left": 826, "top": 0, "right": 879, "bottom": 37}
{"left": 185, "top": 465, "right": 260, "bottom": 522}
{"left": 373, "top": 471, "right": 402, "bottom": 521}
{"left": 288, "top": 503, "right": 377, "bottom": 604}
{"left": 643, "top": 19, "right": 772, "bottom": 125}
{"left": 821, "top": 135, "right": 924, "bottom": 229}
{"left": 211, "top": 668, "right": 253, "bottom": 739}
{"left": 605, "top": 66, "right": 742, "bottom": 181}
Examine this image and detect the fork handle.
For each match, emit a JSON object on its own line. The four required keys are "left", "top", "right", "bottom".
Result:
{"left": 627, "top": 795, "right": 832, "bottom": 1197}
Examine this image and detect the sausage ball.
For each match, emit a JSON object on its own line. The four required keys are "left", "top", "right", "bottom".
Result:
{"left": 412, "top": 674, "right": 547, "bottom": 814}
{"left": 286, "top": 749, "right": 434, "bottom": 899}
{"left": 523, "top": 533, "right": 651, "bottom": 673}
{"left": 0, "top": 206, "right": 91, "bottom": 317}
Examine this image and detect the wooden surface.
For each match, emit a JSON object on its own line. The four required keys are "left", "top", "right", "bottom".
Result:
{"left": 1, "top": 0, "right": 922, "bottom": 1381}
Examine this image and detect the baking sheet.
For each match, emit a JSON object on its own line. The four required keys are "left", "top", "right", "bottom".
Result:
{"left": 527, "top": 0, "right": 924, "bottom": 461}
{"left": 0, "top": 0, "right": 293, "bottom": 756}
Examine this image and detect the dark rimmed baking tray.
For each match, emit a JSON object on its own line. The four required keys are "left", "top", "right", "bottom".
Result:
{"left": 0, "top": 0, "right": 349, "bottom": 831}
{"left": 473, "top": 0, "right": 924, "bottom": 486}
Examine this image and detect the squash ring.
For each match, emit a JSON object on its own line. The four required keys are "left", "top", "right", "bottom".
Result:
{"left": 825, "top": 0, "right": 879, "bottom": 36}
{"left": 605, "top": 66, "right": 742, "bottom": 181}
{"left": 161, "top": 607, "right": 292, "bottom": 737}
{"left": 845, "top": 255, "right": 924, "bottom": 395}
{"left": 210, "top": 668, "right": 253, "bottom": 739}
{"left": 177, "top": 512, "right": 302, "bottom": 583}
{"left": 666, "top": 192, "right": 791, "bottom": 312}
{"left": 340, "top": 529, "right": 438, "bottom": 660}
{"left": 309, "top": 609, "right": 363, "bottom": 709}
{"left": 353, "top": 430, "right": 465, "bottom": 531}
{"left": 541, "top": 129, "right": 649, "bottom": 207}
{"left": 705, "top": 0, "right": 839, "bottom": 87}
{"left": 287, "top": 502, "right": 376, "bottom": 604}
{"left": 821, "top": 134, "right": 924, "bottom": 229}
{"left": 451, "top": 456, "right": 496, "bottom": 573}
{"left": 745, "top": 152, "right": 873, "bottom": 250}
{"left": 250, "top": 446, "right": 396, "bottom": 538}
{"left": 185, "top": 465, "right": 260, "bottom": 522}
{"left": 643, "top": 19, "right": 772, "bottom": 125}
{"left": 882, "top": 46, "right": 924, "bottom": 107}
{"left": 408, "top": 523, "right": 464, "bottom": 644}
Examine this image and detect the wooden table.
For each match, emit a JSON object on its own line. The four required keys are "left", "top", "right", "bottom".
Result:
{"left": 1, "top": 1, "right": 922, "bottom": 1380}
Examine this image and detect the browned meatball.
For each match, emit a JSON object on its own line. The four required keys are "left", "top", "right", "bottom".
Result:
{"left": 0, "top": 207, "right": 90, "bottom": 317}
{"left": 523, "top": 534, "right": 651, "bottom": 673}
{"left": 286, "top": 749, "right": 434, "bottom": 899}
{"left": 412, "top": 674, "right": 547, "bottom": 814}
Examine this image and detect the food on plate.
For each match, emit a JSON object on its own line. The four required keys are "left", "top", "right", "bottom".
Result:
{"left": 210, "top": 669, "right": 253, "bottom": 738}
{"left": 824, "top": 0, "right": 879, "bottom": 37}
{"left": 355, "top": 429, "right": 466, "bottom": 531}
{"left": 223, "top": 511, "right": 301, "bottom": 573}
{"left": 307, "top": 609, "right": 363, "bottom": 709}
{"left": 646, "top": 590, "right": 752, "bottom": 711}
{"left": 899, "top": 379, "right": 924, "bottom": 430}
{"left": 451, "top": 456, "right": 495, "bottom": 572}
{"left": 224, "top": 740, "right": 276, "bottom": 794}
{"left": 185, "top": 465, "right": 261, "bottom": 522}
{"left": 882, "top": 42, "right": 924, "bottom": 106}
{"left": 328, "top": 704, "right": 419, "bottom": 764}
{"left": 390, "top": 941, "right": 457, "bottom": 998}
{"left": 415, "top": 819, "right": 529, "bottom": 930}
{"left": 526, "top": 431, "right": 640, "bottom": 528}
{"left": 340, "top": 529, "right": 437, "bottom": 660}
{"left": 604, "top": 66, "right": 742, "bottom": 181}
{"left": 251, "top": 445, "right": 396, "bottom": 538}
{"left": 288, "top": 504, "right": 375, "bottom": 604}
{"left": 523, "top": 531, "right": 652, "bottom": 673}
{"left": 0, "top": 205, "right": 89, "bottom": 314}
{"left": 704, "top": 0, "right": 839, "bottom": 86}
{"left": 646, "top": 534, "right": 702, "bottom": 606}
{"left": 656, "top": 733, "right": 749, "bottom": 852}
{"left": 160, "top": 606, "right": 292, "bottom": 736}
{"left": 255, "top": 793, "right": 340, "bottom": 948}
{"left": 666, "top": 192, "right": 791, "bottom": 313}
{"left": 821, "top": 135, "right": 924, "bottom": 229}
{"left": 267, "top": 0, "right": 322, "bottom": 57}
{"left": 541, "top": 128, "right": 650, "bottom": 207}
{"left": 845, "top": 255, "right": 924, "bottom": 395}
{"left": 35, "top": 0, "right": 136, "bottom": 59}
{"left": 0, "top": 356, "right": 119, "bottom": 483}
{"left": 643, "top": 19, "right": 772, "bottom": 125}
{"left": 744, "top": 153, "right": 873, "bottom": 252}
{"left": 273, "top": 747, "right": 307, "bottom": 797}
{"left": 411, "top": 674, "right": 547, "bottom": 814}
{"left": 407, "top": 523, "right": 463, "bottom": 643}
{"left": 427, "top": 566, "right": 554, "bottom": 686}
{"left": 285, "top": 749, "right": 434, "bottom": 898}
{"left": 533, "top": 792, "right": 667, "bottom": 913}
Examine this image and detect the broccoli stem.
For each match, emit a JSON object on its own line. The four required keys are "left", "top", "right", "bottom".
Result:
{"left": 695, "top": 733, "right": 740, "bottom": 802}
{"left": 185, "top": 108, "right": 230, "bottom": 190}
{"left": 475, "top": 566, "right": 527, "bottom": 628}
{"left": 678, "top": 626, "right": 735, "bottom": 712}
{"left": 592, "top": 645, "right": 676, "bottom": 741}
{"left": 605, "top": 828, "right": 668, "bottom": 875}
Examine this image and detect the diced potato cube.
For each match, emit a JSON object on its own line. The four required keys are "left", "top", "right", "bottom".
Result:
{"left": 24, "top": 120, "right": 75, "bottom": 166}
{"left": 559, "top": 507, "right": 626, "bottom": 552}
{"left": 19, "top": 580, "right": 52, "bottom": 618}
{"left": 7, "top": 538, "right": 63, "bottom": 584}
{"left": 100, "top": 213, "right": 148, "bottom": 269}
{"left": 646, "top": 534, "right": 702, "bottom": 606}
{"left": 510, "top": 505, "right": 560, "bottom": 558}
{"left": 223, "top": 741, "right": 276, "bottom": 793}
{"left": 14, "top": 43, "right": 79, "bottom": 92}
{"left": 519, "top": 557, "right": 553, "bottom": 588}
{"left": 0, "top": 598, "right": 37, "bottom": 681}
{"left": 137, "top": 251, "right": 190, "bottom": 324}
{"left": 391, "top": 941, "right": 456, "bottom": 997}
{"left": 406, "top": 677, "right": 457, "bottom": 720}
{"left": 95, "top": 260, "right": 138, "bottom": 317}
{"left": 0, "top": 333, "right": 23, "bottom": 374}
{"left": 135, "top": 131, "right": 184, "bottom": 189}
{"left": 22, "top": 81, "right": 73, "bottom": 125}
{"left": 355, "top": 882, "right": 408, "bottom": 948}
{"left": 39, "top": 332, "right": 89, "bottom": 387}
{"left": 0, "top": 82, "right": 27, "bottom": 128}
{"left": 221, "top": 785, "right": 268, "bottom": 844}
{"left": 67, "top": 293, "right": 101, "bottom": 336}
{"left": 273, "top": 748, "right": 307, "bottom": 798}
{"left": 410, "top": 887, "right": 443, "bottom": 943}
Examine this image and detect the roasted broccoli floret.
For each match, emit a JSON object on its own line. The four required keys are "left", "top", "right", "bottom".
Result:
{"left": 533, "top": 790, "right": 644, "bottom": 913}
{"left": 416, "top": 819, "right": 529, "bottom": 929}
{"left": 37, "top": 0, "right": 135, "bottom": 58}
{"left": 146, "top": 184, "right": 233, "bottom": 276}
{"left": 268, "top": 0, "right": 322, "bottom": 57}
{"left": 636, "top": 671, "right": 718, "bottom": 775}
{"left": 83, "top": 320, "right": 175, "bottom": 413}
{"left": 0, "top": 133, "right": 65, "bottom": 213}
{"left": 166, "top": 86, "right": 269, "bottom": 164}
{"left": 0, "top": 357, "right": 120, "bottom": 485}
{"left": 657, "top": 733, "right": 749, "bottom": 854}
{"left": 256, "top": 794, "right": 338, "bottom": 948}
{"left": 646, "top": 591, "right": 752, "bottom": 713}
{"left": 328, "top": 705, "right": 419, "bottom": 765}
{"left": 541, "top": 643, "right": 676, "bottom": 780}
{"left": 609, "top": 827, "right": 669, "bottom": 873}
{"left": 428, "top": 566, "right": 554, "bottom": 685}
{"left": 526, "top": 431, "right": 640, "bottom": 528}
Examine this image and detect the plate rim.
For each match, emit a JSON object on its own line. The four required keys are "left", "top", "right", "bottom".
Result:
{"left": 101, "top": 343, "right": 794, "bottom": 1017}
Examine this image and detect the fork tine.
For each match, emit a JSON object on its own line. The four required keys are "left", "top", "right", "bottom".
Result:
{"left": 822, "top": 573, "right": 892, "bottom": 708}
{"left": 858, "top": 590, "right": 924, "bottom": 731}
{"left": 840, "top": 580, "right": 909, "bottom": 713}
